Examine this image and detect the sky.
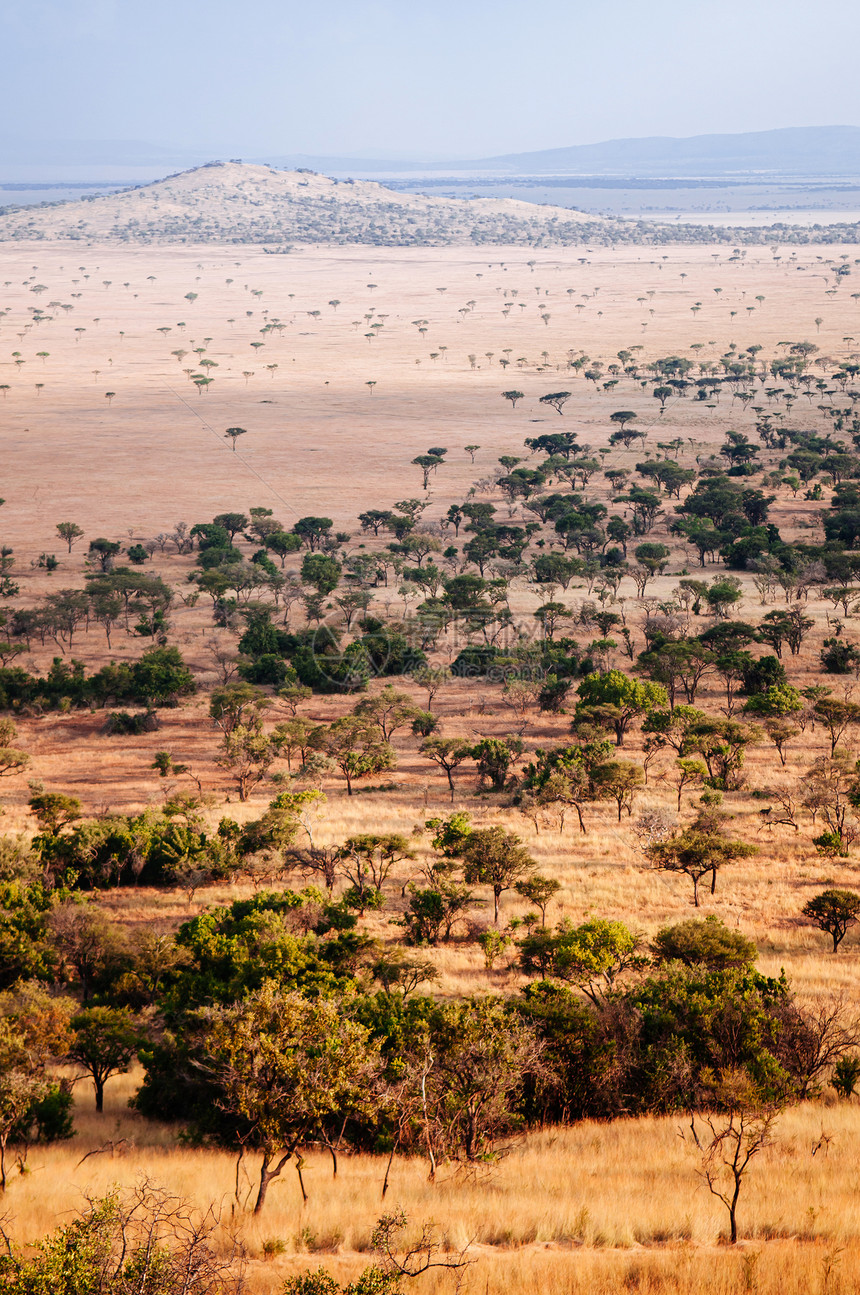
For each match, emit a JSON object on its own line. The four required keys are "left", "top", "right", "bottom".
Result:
{"left": 2, "top": 0, "right": 859, "bottom": 160}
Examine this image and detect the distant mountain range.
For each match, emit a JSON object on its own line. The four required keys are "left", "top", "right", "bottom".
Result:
{"left": 5, "top": 124, "right": 860, "bottom": 180}
{"left": 3, "top": 126, "right": 860, "bottom": 181}
{"left": 461, "top": 127, "right": 860, "bottom": 177}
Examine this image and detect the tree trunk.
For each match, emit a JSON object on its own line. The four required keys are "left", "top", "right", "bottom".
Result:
{"left": 729, "top": 1186, "right": 739, "bottom": 1243}
{"left": 296, "top": 1156, "right": 308, "bottom": 1204}
{"left": 254, "top": 1151, "right": 291, "bottom": 1215}
{"left": 381, "top": 1138, "right": 399, "bottom": 1199}
{"left": 94, "top": 1076, "right": 104, "bottom": 1113}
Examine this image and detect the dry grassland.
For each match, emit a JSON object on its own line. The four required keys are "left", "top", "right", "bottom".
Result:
{"left": 2, "top": 236, "right": 860, "bottom": 1290}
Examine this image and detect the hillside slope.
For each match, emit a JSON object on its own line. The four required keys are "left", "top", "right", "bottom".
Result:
{"left": 0, "top": 161, "right": 604, "bottom": 247}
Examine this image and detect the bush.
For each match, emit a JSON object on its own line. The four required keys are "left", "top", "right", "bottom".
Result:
{"left": 103, "top": 710, "right": 159, "bottom": 736}
{"left": 238, "top": 653, "right": 291, "bottom": 686}
{"left": 821, "top": 637, "right": 860, "bottom": 674}
{"left": 740, "top": 654, "right": 786, "bottom": 695}
{"left": 652, "top": 916, "right": 757, "bottom": 969}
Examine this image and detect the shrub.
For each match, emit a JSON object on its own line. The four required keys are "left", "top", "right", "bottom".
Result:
{"left": 652, "top": 916, "right": 757, "bottom": 969}
{"left": 103, "top": 710, "right": 159, "bottom": 736}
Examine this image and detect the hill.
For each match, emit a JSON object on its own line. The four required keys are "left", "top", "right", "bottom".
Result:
{"left": 6, "top": 159, "right": 860, "bottom": 248}
{"left": 465, "top": 125, "right": 860, "bottom": 177}
{"left": 0, "top": 161, "right": 604, "bottom": 247}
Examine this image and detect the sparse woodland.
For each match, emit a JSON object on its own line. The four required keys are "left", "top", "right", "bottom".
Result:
{"left": 3, "top": 234, "right": 860, "bottom": 1292}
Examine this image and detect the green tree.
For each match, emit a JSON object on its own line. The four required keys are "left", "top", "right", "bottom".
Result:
{"left": 652, "top": 915, "right": 757, "bottom": 969}
{"left": 457, "top": 826, "right": 536, "bottom": 922}
{"left": 199, "top": 986, "right": 381, "bottom": 1212}
{"left": 224, "top": 426, "right": 248, "bottom": 452}
{"left": 814, "top": 698, "right": 860, "bottom": 757}
{"left": 131, "top": 646, "right": 196, "bottom": 709}
{"left": 802, "top": 889, "right": 860, "bottom": 952}
{"left": 672, "top": 757, "right": 708, "bottom": 810}
{"left": 55, "top": 522, "right": 84, "bottom": 553}
{"left": 69, "top": 1007, "right": 144, "bottom": 1112}
{"left": 591, "top": 759, "right": 644, "bottom": 820}
{"left": 217, "top": 722, "right": 279, "bottom": 801}
{"left": 470, "top": 737, "right": 524, "bottom": 791}
{"left": 576, "top": 671, "right": 667, "bottom": 747}
{"left": 353, "top": 686, "right": 423, "bottom": 741}
{"left": 684, "top": 717, "right": 761, "bottom": 791}
{"left": 425, "top": 996, "right": 544, "bottom": 1163}
{"left": 87, "top": 538, "right": 121, "bottom": 572}
{"left": 518, "top": 918, "right": 641, "bottom": 1004}
{"left": 292, "top": 517, "right": 334, "bottom": 551}
{"left": 514, "top": 875, "right": 561, "bottom": 927}
{"left": 323, "top": 717, "right": 396, "bottom": 796}
{"left": 420, "top": 737, "right": 473, "bottom": 802}
{"left": 647, "top": 812, "right": 758, "bottom": 906}
{"left": 743, "top": 684, "right": 802, "bottom": 719}
{"left": 0, "top": 984, "right": 72, "bottom": 1190}
{"left": 209, "top": 682, "right": 270, "bottom": 734}
{"left": 539, "top": 391, "right": 572, "bottom": 415}
{"left": 301, "top": 553, "right": 342, "bottom": 596}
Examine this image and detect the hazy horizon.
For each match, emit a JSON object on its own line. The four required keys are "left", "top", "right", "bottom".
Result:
{"left": 2, "top": 0, "right": 859, "bottom": 160}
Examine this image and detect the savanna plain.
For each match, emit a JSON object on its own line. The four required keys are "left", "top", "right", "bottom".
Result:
{"left": 4, "top": 235, "right": 860, "bottom": 1293}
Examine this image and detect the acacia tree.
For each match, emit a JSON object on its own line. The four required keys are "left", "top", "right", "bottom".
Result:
{"left": 647, "top": 812, "right": 758, "bottom": 906}
{"left": 336, "top": 833, "right": 415, "bottom": 906}
{"left": 420, "top": 737, "right": 474, "bottom": 802}
{"left": 423, "top": 996, "right": 545, "bottom": 1164}
{"left": 323, "top": 716, "right": 396, "bottom": 795}
{"left": 518, "top": 918, "right": 642, "bottom": 1003}
{"left": 69, "top": 1007, "right": 144, "bottom": 1112}
{"left": 353, "top": 686, "right": 423, "bottom": 741}
{"left": 0, "top": 984, "right": 72, "bottom": 1191}
{"left": 217, "top": 721, "right": 279, "bottom": 801}
{"left": 199, "top": 987, "right": 381, "bottom": 1213}
{"left": 813, "top": 698, "right": 860, "bottom": 757}
{"left": 591, "top": 760, "right": 644, "bottom": 820}
{"left": 802, "top": 889, "right": 860, "bottom": 951}
{"left": 224, "top": 426, "right": 248, "bottom": 452}
{"left": 609, "top": 410, "right": 638, "bottom": 435}
{"left": 56, "top": 522, "right": 84, "bottom": 553}
{"left": 0, "top": 718, "right": 28, "bottom": 781}
{"left": 514, "top": 875, "right": 561, "bottom": 927}
{"left": 457, "top": 826, "right": 536, "bottom": 922}
{"left": 501, "top": 390, "right": 524, "bottom": 409}
{"left": 539, "top": 391, "right": 572, "bottom": 415}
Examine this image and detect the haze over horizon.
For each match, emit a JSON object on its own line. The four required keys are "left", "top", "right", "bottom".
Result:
{"left": 2, "top": 0, "right": 859, "bottom": 162}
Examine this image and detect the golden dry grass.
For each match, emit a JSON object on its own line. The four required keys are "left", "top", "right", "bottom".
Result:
{"left": 7, "top": 1071, "right": 860, "bottom": 1294}
{"left": 3, "top": 237, "right": 860, "bottom": 1288}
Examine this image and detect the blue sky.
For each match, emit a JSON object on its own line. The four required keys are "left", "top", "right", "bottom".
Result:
{"left": 3, "top": 0, "right": 858, "bottom": 158}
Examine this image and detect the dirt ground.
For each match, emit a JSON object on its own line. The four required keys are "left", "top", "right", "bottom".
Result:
{"left": 0, "top": 239, "right": 852, "bottom": 547}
